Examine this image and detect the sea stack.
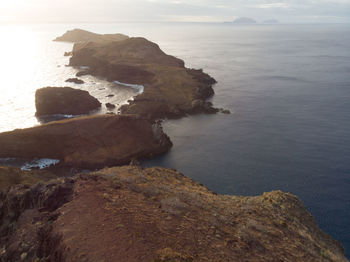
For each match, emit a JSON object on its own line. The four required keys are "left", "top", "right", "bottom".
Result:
{"left": 35, "top": 87, "right": 101, "bottom": 116}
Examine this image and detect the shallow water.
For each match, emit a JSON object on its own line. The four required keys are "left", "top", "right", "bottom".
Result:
{"left": 0, "top": 22, "right": 349, "bottom": 254}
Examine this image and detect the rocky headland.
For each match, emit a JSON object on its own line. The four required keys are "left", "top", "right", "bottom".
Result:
{"left": 0, "top": 114, "right": 172, "bottom": 169}
{"left": 54, "top": 28, "right": 129, "bottom": 43}
{"left": 35, "top": 87, "right": 101, "bottom": 116}
{"left": 0, "top": 166, "right": 347, "bottom": 261}
{"left": 55, "top": 29, "right": 224, "bottom": 119}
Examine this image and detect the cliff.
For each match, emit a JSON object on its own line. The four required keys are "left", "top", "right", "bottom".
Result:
{"left": 35, "top": 87, "right": 101, "bottom": 116}
{"left": 0, "top": 166, "right": 347, "bottom": 261}
{"left": 55, "top": 30, "right": 220, "bottom": 119}
{"left": 0, "top": 115, "right": 172, "bottom": 169}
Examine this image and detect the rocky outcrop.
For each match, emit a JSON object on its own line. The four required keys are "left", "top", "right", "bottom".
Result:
{"left": 35, "top": 87, "right": 101, "bottom": 116}
{"left": 105, "top": 103, "right": 116, "bottom": 109}
{"left": 0, "top": 115, "right": 172, "bottom": 169}
{"left": 0, "top": 166, "right": 347, "bottom": 261}
{"left": 55, "top": 29, "right": 220, "bottom": 119}
{"left": 65, "top": 78, "right": 84, "bottom": 84}
{"left": 54, "top": 28, "right": 129, "bottom": 43}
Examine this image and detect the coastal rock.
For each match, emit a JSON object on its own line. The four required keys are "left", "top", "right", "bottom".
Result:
{"left": 0, "top": 166, "right": 347, "bottom": 261}
{"left": 76, "top": 70, "right": 91, "bottom": 77}
{"left": 54, "top": 28, "right": 129, "bottom": 43}
{"left": 64, "top": 51, "right": 72, "bottom": 56}
{"left": 105, "top": 102, "right": 116, "bottom": 109}
{"left": 0, "top": 114, "right": 172, "bottom": 168}
{"left": 56, "top": 29, "right": 221, "bottom": 119}
{"left": 35, "top": 87, "right": 101, "bottom": 116}
{"left": 65, "top": 77, "right": 84, "bottom": 84}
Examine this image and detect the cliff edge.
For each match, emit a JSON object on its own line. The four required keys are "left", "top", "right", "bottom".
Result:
{"left": 0, "top": 166, "right": 347, "bottom": 261}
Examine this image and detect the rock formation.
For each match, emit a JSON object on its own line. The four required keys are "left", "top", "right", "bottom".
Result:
{"left": 105, "top": 103, "right": 116, "bottom": 109}
{"left": 35, "top": 87, "right": 101, "bottom": 116}
{"left": 0, "top": 114, "right": 172, "bottom": 168}
{"left": 0, "top": 166, "right": 347, "bottom": 261}
{"left": 65, "top": 78, "right": 84, "bottom": 84}
{"left": 54, "top": 28, "right": 129, "bottom": 43}
{"left": 55, "top": 30, "right": 220, "bottom": 119}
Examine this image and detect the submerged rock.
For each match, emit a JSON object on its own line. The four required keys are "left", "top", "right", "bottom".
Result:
{"left": 35, "top": 87, "right": 101, "bottom": 116}
{"left": 65, "top": 77, "right": 84, "bottom": 84}
{"left": 0, "top": 114, "right": 172, "bottom": 168}
{"left": 56, "top": 29, "right": 221, "bottom": 119}
{"left": 0, "top": 166, "right": 347, "bottom": 261}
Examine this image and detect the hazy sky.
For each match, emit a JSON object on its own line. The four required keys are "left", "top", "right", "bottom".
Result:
{"left": 1, "top": 0, "right": 350, "bottom": 23}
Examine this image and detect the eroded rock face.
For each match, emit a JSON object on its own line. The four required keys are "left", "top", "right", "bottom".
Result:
{"left": 0, "top": 166, "right": 348, "bottom": 262}
{"left": 35, "top": 87, "right": 101, "bottom": 116}
{"left": 0, "top": 115, "right": 172, "bottom": 168}
{"left": 55, "top": 29, "right": 220, "bottom": 119}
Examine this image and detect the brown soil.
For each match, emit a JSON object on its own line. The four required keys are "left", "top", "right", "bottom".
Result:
{"left": 1, "top": 166, "right": 347, "bottom": 261}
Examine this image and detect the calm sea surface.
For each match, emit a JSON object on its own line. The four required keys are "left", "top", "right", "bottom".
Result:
{"left": 0, "top": 22, "right": 349, "bottom": 254}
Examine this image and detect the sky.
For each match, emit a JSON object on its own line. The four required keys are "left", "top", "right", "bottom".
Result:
{"left": 1, "top": 0, "right": 350, "bottom": 23}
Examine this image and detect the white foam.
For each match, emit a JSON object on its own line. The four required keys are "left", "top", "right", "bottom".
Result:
{"left": 21, "top": 159, "right": 60, "bottom": 171}
{"left": 114, "top": 80, "right": 144, "bottom": 94}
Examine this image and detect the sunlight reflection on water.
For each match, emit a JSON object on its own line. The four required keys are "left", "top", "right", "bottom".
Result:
{"left": 0, "top": 24, "right": 138, "bottom": 132}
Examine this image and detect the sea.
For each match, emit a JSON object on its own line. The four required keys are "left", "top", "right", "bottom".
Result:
{"left": 0, "top": 22, "right": 349, "bottom": 255}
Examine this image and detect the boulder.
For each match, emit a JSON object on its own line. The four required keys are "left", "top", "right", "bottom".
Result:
{"left": 105, "top": 103, "right": 116, "bottom": 110}
{"left": 35, "top": 87, "right": 101, "bottom": 116}
{"left": 65, "top": 78, "right": 84, "bottom": 84}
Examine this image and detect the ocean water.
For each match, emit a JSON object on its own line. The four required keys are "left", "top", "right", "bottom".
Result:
{"left": 0, "top": 22, "right": 349, "bottom": 254}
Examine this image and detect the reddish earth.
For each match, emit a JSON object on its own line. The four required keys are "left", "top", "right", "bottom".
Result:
{"left": 0, "top": 166, "right": 347, "bottom": 261}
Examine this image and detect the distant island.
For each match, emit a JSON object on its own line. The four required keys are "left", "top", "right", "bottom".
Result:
{"left": 232, "top": 17, "right": 257, "bottom": 24}
{"left": 224, "top": 18, "right": 279, "bottom": 24}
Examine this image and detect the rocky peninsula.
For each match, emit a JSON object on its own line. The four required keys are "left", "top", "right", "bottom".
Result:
{"left": 54, "top": 28, "right": 129, "bottom": 43}
{"left": 0, "top": 166, "right": 348, "bottom": 261}
{"left": 0, "top": 29, "right": 347, "bottom": 261}
{"left": 0, "top": 114, "right": 172, "bottom": 168}
{"left": 56, "top": 29, "right": 222, "bottom": 119}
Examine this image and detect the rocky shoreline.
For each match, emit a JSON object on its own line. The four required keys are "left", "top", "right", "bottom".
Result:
{"left": 0, "top": 29, "right": 348, "bottom": 261}
{"left": 57, "top": 29, "right": 227, "bottom": 119}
